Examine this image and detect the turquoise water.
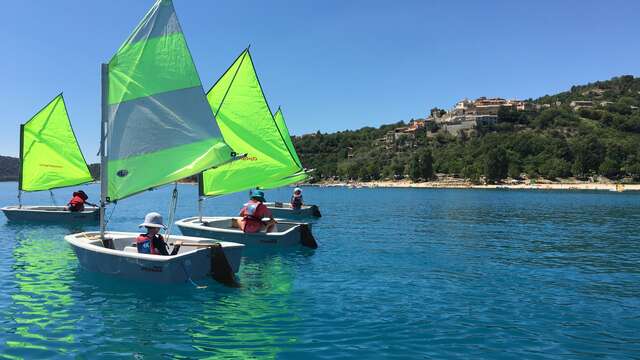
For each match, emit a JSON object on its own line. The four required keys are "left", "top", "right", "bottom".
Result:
{"left": 0, "top": 182, "right": 639, "bottom": 359}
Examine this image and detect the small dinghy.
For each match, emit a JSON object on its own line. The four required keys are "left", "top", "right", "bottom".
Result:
{"left": 196, "top": 50, "right": 313, "bottom": 201}
{"left": 176, "top": 217, "right": 318, "bottom": 249}
{"left": 264, "top": 202, "right": 322, "bottom": 219}
{"left": 65, "top": 232, "right": 243, "bottom": 284}
{"left": 2, "top": 94, "right": 97, "bottom": 223}
{"left": 65, "top": 0, "right": 246, "bottom": 285}
{"left": 2, "top": 205, "right": 98, "bottom": 223}
{"left": 176, "top": 50, "right": 321, "bottom": 244}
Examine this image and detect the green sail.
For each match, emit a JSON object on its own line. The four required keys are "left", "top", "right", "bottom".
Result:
{"left": 259, "top": 108, "right": 309, "bottom": 189}
{"left": 273, "top": 108, "right": 303, "bottom": 169}
{"left": 105, "top": 0, "right": 234, "bottom": 201}
{"left": 200, "top": 49, "right": 303, "bottom": 197}
{"left": 19, "top": 94, "right": 93, "bottom": 192}
{"left": 259, "top": 170, "right": 309, "bottom": 190}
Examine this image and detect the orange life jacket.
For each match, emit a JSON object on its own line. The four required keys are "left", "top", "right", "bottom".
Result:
{"left": 68, "top": 195, "right": 85, "bottom": 212}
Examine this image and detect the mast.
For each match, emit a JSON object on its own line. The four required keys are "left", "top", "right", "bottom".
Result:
{"left": 18, "top": 124, "right": 24, "bottom": 208}
{"left": 197, "top": 173, "right": 204, "bottom": 222}
{"left": 100, "top": 64, "right": 108, "bottom": 239}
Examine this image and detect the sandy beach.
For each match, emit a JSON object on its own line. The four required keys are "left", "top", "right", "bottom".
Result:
{"left": 311, "top": 180, "right": 640, "bottom": 192}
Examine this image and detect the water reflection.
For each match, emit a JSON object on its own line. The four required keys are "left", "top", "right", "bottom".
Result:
{"left": 187, "top": 254, "right": 300, "bottom": 358}
{"left": 4, "top": 228, "right": 78, "bottom": 358}
{"left": 60, "top": 251, "right": 304, "bottom": 358}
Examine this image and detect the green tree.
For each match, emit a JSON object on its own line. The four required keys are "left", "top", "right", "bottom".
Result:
{"left": 498, "top": 107, "right": 527, "bottom": 124}
{"left": 532, "top": 108, "right": 559, "bottom": 129}
{"left": 626, "top": 162, "right": 640, "bottom": 180}
{"left": 419, "top": 149, "right": 434, "bottom": 180}
{"left": 462, "top": 164, "right": 481, "bottom": 183}
{"left": 386, "top": 158, "right": 406, "bottom": 179}
{"left": 599, "top": 158, "right": 620, "bottom": 178}
{"left": 539, "top": 158, "right": 571, "bottom": 179}
{"left": 508, "top": 162, "right": 522, "bottom": 179}
{"left": 409, "top": 154, "right": 421, "bottom": 181}
{"left": 408, "top": 149, "right": 433, "bottom": 181}
{"left": 571, "top": 135, "right": 605, "bottom": 177}
{"left": 485, "top": 147, "right": 509, "bottom": 183}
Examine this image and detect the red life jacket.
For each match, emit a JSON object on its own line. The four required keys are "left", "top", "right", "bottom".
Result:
{"left": 136, "top": 234, "right": 162, "bottom": 255}
{"left": 241, "top": 201, "right": 269, "bottom": 233}
{"left": 68, "top": 195, "right": 85, "bottom": 212}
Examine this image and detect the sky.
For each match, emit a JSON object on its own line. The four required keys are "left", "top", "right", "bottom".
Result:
{"left": 0, "top": 0, "right": 639, "bottom": 162}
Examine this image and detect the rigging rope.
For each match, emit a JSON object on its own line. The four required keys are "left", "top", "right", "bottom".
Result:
{"left": 164, "top": 183, "right": 179, "bottom": 242}
{"left": 104, "top": 201, "right": 118, "bottom": 227}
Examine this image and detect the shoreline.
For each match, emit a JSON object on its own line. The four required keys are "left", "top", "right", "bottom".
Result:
{"left": 2, "top": 179, "right": 638, "bottom": 192}
{"left": 308, "top": 180, "right": 640, "bottom": 192}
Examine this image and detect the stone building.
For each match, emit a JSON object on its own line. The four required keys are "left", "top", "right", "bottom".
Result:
{"left": 425, "top": 97, "right": 527, "bottom": 136}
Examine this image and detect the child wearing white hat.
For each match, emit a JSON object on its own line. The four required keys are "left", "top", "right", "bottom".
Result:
{"left": 136, "top": 212, "right": 181, "bottom": 255}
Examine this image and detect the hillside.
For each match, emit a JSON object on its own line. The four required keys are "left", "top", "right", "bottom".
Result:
{"left": 0, "top": 156, "right": 19, "bottom": 181}
{"left": 293, "top": 75, "right": 640, "bottom": 183}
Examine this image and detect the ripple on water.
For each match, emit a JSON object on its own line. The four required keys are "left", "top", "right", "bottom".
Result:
{"left": 0, "top": 184, "right": 640, "bottom": 358}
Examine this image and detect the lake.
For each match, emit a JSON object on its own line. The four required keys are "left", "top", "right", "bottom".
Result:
{"left": 0, "top": 182, "right": 639, "bottom": 359}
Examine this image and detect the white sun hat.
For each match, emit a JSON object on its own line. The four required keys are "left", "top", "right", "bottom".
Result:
{"left": 139, "top": 212, "right": 167, "bottom": 229}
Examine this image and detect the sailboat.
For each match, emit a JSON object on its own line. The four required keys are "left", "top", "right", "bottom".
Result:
{"left": 1, "top": 94, "right": 98, "bottom": 223}
{"left": 262, "top": 108, "right": 322, "bottom": 219}
{"left": 64, "top": 0, "right": 244, "bottom": 284}
{"left": 175, "top": 49, "right": 318, "bottom": 248}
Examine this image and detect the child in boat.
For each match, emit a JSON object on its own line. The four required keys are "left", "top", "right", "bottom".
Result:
{"left": 136, "top": 212, "right": 181, "bottom": 256}
{"left": 67, "top": 190, "right": 97, "bottom": 212}
{"left": 239, "top": 190, "right": 276, "bottom": 233}
{"left": 290, "top": 187, "right": 304, "bottom": 210}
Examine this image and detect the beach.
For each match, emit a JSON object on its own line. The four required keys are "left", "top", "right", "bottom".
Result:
{"left": 312, "top": 180, "right": 640, "bottom": 192}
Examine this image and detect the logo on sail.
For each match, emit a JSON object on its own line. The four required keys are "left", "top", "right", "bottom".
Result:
{"left": 117, "top": 169, "right": 129, "bottom": 177}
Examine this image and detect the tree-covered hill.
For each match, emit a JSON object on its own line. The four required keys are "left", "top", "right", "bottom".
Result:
{"left": 0, "top": 156, "right": 19, "bottom": 181}
{"left": 293, "top": 75, "right": 640, "bottom": 183}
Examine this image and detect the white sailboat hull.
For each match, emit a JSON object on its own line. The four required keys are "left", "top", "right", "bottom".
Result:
{"left": 264, "top": 202, "right": 322, "bottom": 219}
{"left": 175, "top": 216, "right": 318, "bottom": 249}
{"left": 1, "top": 205, "right": 99, "bottom": 223}
{"left": 65, "top": 231, "right": 244, "bottom": 284}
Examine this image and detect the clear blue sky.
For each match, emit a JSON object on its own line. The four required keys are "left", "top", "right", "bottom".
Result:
{"left": 1, "top": 0, "right": 639, "bottom": 162}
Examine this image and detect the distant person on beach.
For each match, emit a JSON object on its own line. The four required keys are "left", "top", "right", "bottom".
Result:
{"left": 239, "top": 190, "right": 276, "bottom": 233}
{"left": 290, "top": 187, "right": 304, "bottom": 210}
{"left": 136, "top": 212, "right": 181, "bottom": 255}
{"left": 66, "top": 190, "right": 97, "bottom": 212}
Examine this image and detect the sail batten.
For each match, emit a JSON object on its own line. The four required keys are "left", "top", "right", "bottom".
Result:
{"left": 200, "top": 49, "right": 306, "bottom": 197}
{"left": 19, "top": 94, "right": 93, "bottom": 192}
{"left": 105, "top": 0, "right": 233, "bottom": 201}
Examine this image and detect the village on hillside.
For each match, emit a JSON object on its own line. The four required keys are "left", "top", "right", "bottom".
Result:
{"left": 378, "top": 96, "right": 636, "bottom": 150}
